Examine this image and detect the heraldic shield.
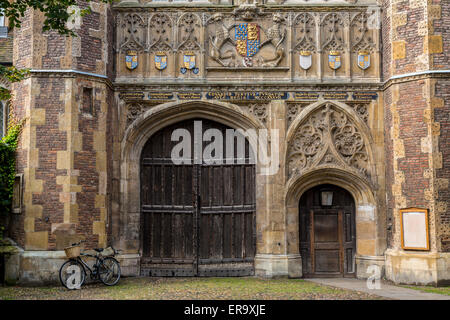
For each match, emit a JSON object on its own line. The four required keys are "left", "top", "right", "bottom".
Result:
{"left": 357, "top": 51, "right": 370, "bottom": 70}
{"left": 300, "top": 51, "right": 312, "bottom": 70}
{"left": 235, "top": 23, "right": 260, "bottom": 57}
{"left": 328, "top": 51, "right": 341, "bottom": 70}
{"left": 126, "top": 50, "right": 138, "bottom": 70}
{"left": 183, "top": 53, "right": 196, "bottom": 70}
{"left": 155, "top": 53, "right": 167, "bottom": 71}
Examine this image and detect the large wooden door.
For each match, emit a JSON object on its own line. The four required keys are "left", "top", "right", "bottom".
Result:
{"left": 299, "top": 184, "right": 356, "bottom": 277}
{"left": 140, "top": 119, "right": 256, "bottom": 276}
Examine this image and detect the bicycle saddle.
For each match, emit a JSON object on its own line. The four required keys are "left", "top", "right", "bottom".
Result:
{"left": 94, "top": 248, "right": 104, "bottom": 253}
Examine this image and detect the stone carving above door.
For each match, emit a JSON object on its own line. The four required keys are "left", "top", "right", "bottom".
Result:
{"left": 118, "top": 13, "right": 147, "bottom": 53}
{"left": 321, "top": 13, "right": 346, "bottom": 52}
{"left": 293, "top": 13, "right": 317, "bottom": 53}
{"left": 206, "top": 11, "right": 287, "bottom": 68}
{"left": 114, "top": 4, "right": 380, "bottom": 79}
{"left": 149, "top": 13, "right": 174, "bottom": 52}
{"left": 351, "top": 12, "right": 376, "bottom": 53}
{"left": 177, "top": 13, "right": 202, "bottom": 52}
{"left": 287, "top": 103, "right": 372, "bottom": 180}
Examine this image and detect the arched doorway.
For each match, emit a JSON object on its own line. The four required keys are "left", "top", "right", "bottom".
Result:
{"left": 299, "top": 184, "right": 356, "bottom": 277}
{"left": 140, "top": 118, "right": 256, "bottom": 276}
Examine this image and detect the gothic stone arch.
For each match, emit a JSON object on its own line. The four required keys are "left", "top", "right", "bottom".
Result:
{"left": 286, "top": 101, "right": 376, "bottom": 185}
{"left": 116, "top": 100, "right": 265, "bottom": 261}
{"left": 284, "top": 101, "right": 384, "bottom": 278}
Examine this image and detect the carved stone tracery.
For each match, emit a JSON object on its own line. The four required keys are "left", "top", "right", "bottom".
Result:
{"left": 178, "top": 13, "right": 202, "bottom": 51}
{"left": 293, "top": 13, "right": 317, "bottom": 53}
{"left": 287, "top": 103, "right": 309, "bottom": 127}
{"left": 119, "top": 13, "right": 147, "bottom": 53}
{"left": 247, "top": 103, "right": 269, "bottom": 124}
{"left": 321, "top": 13, "right": 345, "bottom": 52}
{"left": 287, "top": 104, "right": 371, "bottom": 179}
{"left": 351, "top": 12, "right": 376, "bottom": 53}
{"left": 149, "top": 13, "right": 173, "bottom": 52}
{"left": 127, "top": 103, "right": 153, "bottom": 125}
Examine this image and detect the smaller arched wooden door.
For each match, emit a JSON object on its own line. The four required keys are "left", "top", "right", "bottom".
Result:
{"left": 140, "top": 119, "right": 256, "bottom": 277}
{"left": 299, "top": 184, "right": 356, "bottom": 277}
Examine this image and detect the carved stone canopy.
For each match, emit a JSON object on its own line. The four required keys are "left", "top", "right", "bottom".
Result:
{"left": 287, "top": 103, "right": 372, "bottom": 181}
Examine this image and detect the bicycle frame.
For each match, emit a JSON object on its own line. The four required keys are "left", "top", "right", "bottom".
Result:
{"left": 73, "top": 253, "right": 104, "bottom": 279}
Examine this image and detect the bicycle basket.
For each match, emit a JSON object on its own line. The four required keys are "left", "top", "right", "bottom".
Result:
{"left": 101, "top": 247, "right": 115, "bottom": 256}
{"left": 64, "top": 245, "right": 81, "bottom": 259}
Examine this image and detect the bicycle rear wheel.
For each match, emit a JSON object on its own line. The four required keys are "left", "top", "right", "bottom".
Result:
{"left": 59, "top": 259, "right": 86, "bottom": 289}
{"left": 99, "top": 257, "right": 121, "bottom": 286}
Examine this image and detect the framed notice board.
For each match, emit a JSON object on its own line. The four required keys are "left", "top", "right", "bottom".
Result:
{"left": 400, "top": 208, "right": 430, "bottom": 251}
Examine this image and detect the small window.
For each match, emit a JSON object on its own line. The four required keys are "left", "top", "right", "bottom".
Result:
{"left": 12, "top": 174, "right": 23, "bottom": 214}
{"left": 82, "top": 87, "right": 94, "bottom": 115}
{"left": 0, "top": 11, "right": 7, "bottom": 38}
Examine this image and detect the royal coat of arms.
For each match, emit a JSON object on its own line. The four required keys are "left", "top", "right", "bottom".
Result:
{"left": 125, "top": 50, "right": 138, "bottom": 70}
{"left": 155, "top": 52, "right": 167, "bottom": 71}
{"left": 299, "top": 51, "right": 312, "bottom": 70}
{"left": 357, "top": 51, "right": 370, "bottom": 70}
{"left": 181, "top": 52, "right": 199, "bottom": 74}
{"left": 235, "top": 23, "right": 260, "bottom": 58}
{"left": 328, "top": 51, "right": 341, "bottom": 70}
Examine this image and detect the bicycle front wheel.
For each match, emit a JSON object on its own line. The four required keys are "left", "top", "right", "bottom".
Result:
{"left": 59, "top": 259, "right": 86, "bottom": 289}
{"left": 99, "top": 257, "right": 121, "bottom": 286}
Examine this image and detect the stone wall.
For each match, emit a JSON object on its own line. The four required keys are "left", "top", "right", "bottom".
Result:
{"left": 382, "top": 0, "right": 450, "bottom": 285}
{"left": 8, "top": 2, "right": 115, "bottom": 285}
{"left": 4, "top": 0, "right": 449, "bottom": 285}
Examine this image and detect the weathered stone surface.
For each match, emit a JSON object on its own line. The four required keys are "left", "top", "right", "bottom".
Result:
{"left": 1, "top": 1, "right": 448, "bottom": 285}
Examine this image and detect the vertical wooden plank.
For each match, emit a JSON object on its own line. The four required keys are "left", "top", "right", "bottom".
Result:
{"left": 338, "top": 210, "right": 344, "bottom": 275}
{"left": 213, "top": 213, "right": 222, "bottom": 259}
{"left": 224, "top": 166, "right": 232, "bottom": 205}
{"left": 185, "top": 211, "right": 193, "bottom": 259}
{"left": 245, "top": 212, "right": 254, "bottom": 258}
{"left": 223, "top": 213, "right": 232, "bottom": 259}
{"left": 153, "top": 212, "right": 161, "bottom": 258}
{"left": 310, "top": 210, "right": 315, "bottom": 274}
{"left": 234, "top": 213, "right": 242, "bottom": 259}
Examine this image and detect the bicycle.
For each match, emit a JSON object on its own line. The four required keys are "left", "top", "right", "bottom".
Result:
{"left": 59, "top": 240, "right": 121, "bottom": 289}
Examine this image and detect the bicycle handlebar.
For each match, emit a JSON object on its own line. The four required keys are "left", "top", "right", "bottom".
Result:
{"left": 71, "top": 240, "right": 86, "bottom": 246}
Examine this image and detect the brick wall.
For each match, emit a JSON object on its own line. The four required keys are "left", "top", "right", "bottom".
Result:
{"left": 383, "top": 0, "right": 449, "bottom": 252}
{"left": 432, "top": 0, "right": 449, "bottom": 70}
{"left": 435, "top": 79, "right": 450, "bottom": 251}
{"left": 10, "top": 1, "right": 115, "bottom": 251}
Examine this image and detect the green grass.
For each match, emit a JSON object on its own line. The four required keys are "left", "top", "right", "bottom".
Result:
{"left": 402, "top": 285, "right": 450, "bottom": 296}
{"left": 0, "top": 277, "right": 382, "bottom": 300}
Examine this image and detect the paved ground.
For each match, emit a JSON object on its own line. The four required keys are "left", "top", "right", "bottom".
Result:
{"left": 0, "top": 277, "right": 382, "bottom": 300}
{"left": 307, "top": 278, "right": 450, "bottom": 300}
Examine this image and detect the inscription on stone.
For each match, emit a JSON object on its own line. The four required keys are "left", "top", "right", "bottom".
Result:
{"left": 294, "top": 92, "right": 320, "bottom": 100}
{"left": 206, "top": 92, "right": 289, "bottom": 101}
{"left": 353, "top": 92, "right": 378, "bottom": 101}
{"left": 148, "top": 92, "right": 174, "bottom": 100}
{"left": 323, "top": 92, "right": 348, "bottom": 100}
{"left": 177, "top": 92, "right": 203, "bottom": 100}
{"left": 119, "top": 92, "right": 145, "bottom": 100}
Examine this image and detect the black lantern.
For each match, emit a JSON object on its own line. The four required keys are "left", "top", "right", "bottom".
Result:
{"left": 321, "top": 191, "right": 333, "bottom": 206}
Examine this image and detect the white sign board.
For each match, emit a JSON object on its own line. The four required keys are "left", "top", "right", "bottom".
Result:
{"left": 400, "top": 208, "right": 429, "bottom": 251}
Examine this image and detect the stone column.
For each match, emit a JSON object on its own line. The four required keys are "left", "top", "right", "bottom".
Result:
{"left": 254, "top": 100, "right": 302, "bottom": 278}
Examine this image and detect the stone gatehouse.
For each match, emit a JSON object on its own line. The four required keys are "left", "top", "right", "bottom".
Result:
{"left": 2, "top": 0, "right": 449, "bottom": 286}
